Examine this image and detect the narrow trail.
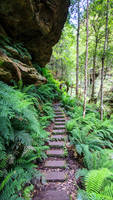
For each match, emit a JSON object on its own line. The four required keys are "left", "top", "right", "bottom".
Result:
{"left": 33, "top": 103, "right": 79, "bottom": 200}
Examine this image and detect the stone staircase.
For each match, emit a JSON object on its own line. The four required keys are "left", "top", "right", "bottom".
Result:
{"left": 39, "top": 103, "right": 69, "bottom": 200}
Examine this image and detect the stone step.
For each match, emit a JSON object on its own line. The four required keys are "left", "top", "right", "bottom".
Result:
{"left": 47, "top": 149, "right": 65, "bottom": 157}
{"left": 48, "top": 141, "right": 65, "bottom": 148}
{"left": 55, "top": 118, "right": 65, "bottom": 122}
{"left": 54, "top": 108, "right": 62, "bottom": 111}
{"left": 54, "top": 108, "right": 63, "bottom": 113}
{"left": 55, "top": 122, "right": 65, "bottom": 125}
{"left": 53, "top": 129, "right": 65, "bottom": 135}
{"left": 54, "top": 107, "right": 61, "bottom": 111}
{"left": 38, "top": 190, "right": 69, "bottom": 200}
{"left": 51, "top": 135, "right": 67, "bottom": 141}
{"left": 44, "top": 171, "right": 67, "bottom": 182}
{"left": 55, "top": 112, "right": 64, "bottom": 115}
{"left": 44, "top": 160, "right": 66, "bottom": 169}
{"left": 55, "top": 115, "right": 65, "bottom": 118}
{"left": 54, "top": 125, "right": 65, "bottom": 129}
{"left": 54, "top": 103, "right": 62, "bottom": 106}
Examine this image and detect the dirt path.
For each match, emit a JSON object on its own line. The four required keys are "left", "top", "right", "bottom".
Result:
{"left": 32, "top": 103, "right": 79, "bottom": 200}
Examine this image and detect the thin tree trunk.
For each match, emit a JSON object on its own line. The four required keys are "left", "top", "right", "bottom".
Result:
{"left": 100, "top": 58, "right": 104, "bottom": 120}
{"left": 91, "top": 37, "right": 98, "bottom": 101}
{"left": 104, "top": 34, "right": 109, "bottom": 78}
{"left": 76, "top": 0, "right": 80, "bottom": 97}
{"left": 83, "top": 0, "right": 89, "bottom": 118}
{"left": 100, "top": 0, "right": 109, "bottom": 120}
{"left": 70, "top": 87, "right": 72, "bottom": 96}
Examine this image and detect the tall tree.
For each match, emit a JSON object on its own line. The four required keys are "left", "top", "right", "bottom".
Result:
{"left": 100, "top": 0, "right": 109, "bottom": 120}
{"left": 83, "top": 0, "right": 89, "bottom": 117}
{"left": 91, "top": 35, "right": 98, "bottom": 101}
{"left": 89, "top": 0, "right": 105, "bottom": 102}
{"left": 76, "top": 0, "right": 80, "bottom": 97}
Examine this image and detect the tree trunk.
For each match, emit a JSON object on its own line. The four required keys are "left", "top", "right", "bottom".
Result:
{"left": 100, "top": 58, "right": 104, "bottom": 120}
{"left": 76, "top": 0, "right": 80, "bottom": 97}
{"left": 100, "top": 0, "right": 109, "bottom": 120}
{"left": 83, "top": 0, "right": 89, "bottom": 118}
{"left": 91, "top": 37, "right": 98, "bottom": 101}
{"left": 71, "top": 87, "right": 73, "bottom": 96}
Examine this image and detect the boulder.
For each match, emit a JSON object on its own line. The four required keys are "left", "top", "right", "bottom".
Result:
{"left": 0, "top": 0, "right": 70, "bottom": 66}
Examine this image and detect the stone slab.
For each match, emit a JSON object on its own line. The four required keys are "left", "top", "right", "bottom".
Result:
{"left": 55, "top": 112, "right": 64, "bottom": 115}
{"left": 54, "top": 108, "right": 61, "bottom": 111}
{"left": 55, "top": 118, "right": 65, "bottom": 122}
{"left": 48, "top": 141, "right": 65, "bottom": 148}
{"left": 51, "top": 135, "right": 67, "bottom": 141}
{"left": 38, "top": 190, "right": 70, "bottom": 200}
{"left": 55, "top": 115, "right": 65, "bottom": 118}
{"left": 47, "top": 149, "right": 65, "bottom": 157}
{"left": 55, "top": 122, "right": 65, "bottom": 125}
{"left": 54, "top": 103, "right": 62, "bottom": 106}
{"left": 54, "top": 108, "right": 62, "bottom": 111}
{"left": 44, "top": 160, "right": 66, "bottom": 168}
{"left": 53, "top": 129, "right": 65, "bottom": 135}
{"left": 44, "top": 171, "right": 66, "bottom": 182}
{"left": 54, "top": 125, "right": 65, "bottom": 129}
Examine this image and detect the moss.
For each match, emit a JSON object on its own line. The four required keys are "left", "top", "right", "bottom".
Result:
{"left": 0, "top": 59, "right": 4, "bottom": 66}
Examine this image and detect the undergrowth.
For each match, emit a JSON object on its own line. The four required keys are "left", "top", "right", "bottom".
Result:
{"left": 61, "top": 93, "right": 113, "bottom": 200}
{"left": 0, "top": 67, "right": 61, "bottom": 199}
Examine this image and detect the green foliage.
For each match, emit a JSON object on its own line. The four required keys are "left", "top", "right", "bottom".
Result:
{"left": 23, "top": 184, "right": 34, "bottom": 200}
{"left": 0, "top": 167, "right": 41, "bottom": 200}
{"left": 84, "top": 149, "right": 113, "bottom": 171}
{"left": 77, "top": 167, "right": 113, "bottom": 200}
{"left": 76, "top": 149, "right": 113, "bottom": 181}
{"left": 62, "top": 95, "right": 113, "bottom": 200}
{"left": 77, "top": 189, "right": 89, "bottom": 200}
{"left": 39, "top": 103, "right": 55, "bottom": 127}
{"left": 48, "top": 22, "right": 76, "bottom": 82}
{"left": 23, "top": 68, "right": 61, "bottom": 104}
{"left": 13, "top": 43, "right": 32, "bottom": 59}
{"left": 0, "top": 59, "right": 4, "bottom": 66}
{"left": 85, "top": 168, "right": 113, "bottom": 200}
{"left": 0, "top": 81, "right": 50, "bottom": 199}
{"left": 65, "top": 95, "right": 113, "bottom": 157}
{"left": 69, "top": 127, "right": 104, "bottom": 157}
{"left": 0, "top": 35, "right": 31, "bottom": 59}
{"left": 36, "top": 84, "right": 57, "bottom": 103}
{"left": 0, "top": 64, "right": 61, "bottom": 199}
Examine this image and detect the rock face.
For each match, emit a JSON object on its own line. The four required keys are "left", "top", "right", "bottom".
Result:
{"left": 0, "top": 51, "right": 47, "bottom": 85}
{"left": 0, "top": 0, "right": 70, "bottom": 67}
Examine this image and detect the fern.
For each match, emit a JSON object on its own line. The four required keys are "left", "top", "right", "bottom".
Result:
{"left": 77, "top": 169, "right": 113, "bottom": 200}
{"left": 0, "top": 81, "right": 50, "bottom": 199}
{"left": 23, "top": 184, "right": 34, "bottom": 200}
{"left": 85, "top": 168, "right": 113, "bottom": 200}
{"left": 62, "top": 94, "right": 113, "bottom": 200}
{"left": 77, "top": 189, "right": 89, "bottom": 200}
{"left": 69, "top": 127, "right": 104, "bottom": 158}
{"left": 84, "top": 150, "right": 113, "bottom": 170}
{"left": 0, "top": 166, "right": 41, "bottom": 200}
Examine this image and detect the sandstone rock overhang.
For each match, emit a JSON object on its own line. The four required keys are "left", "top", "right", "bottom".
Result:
{"left": 0, "top": 0, "right": 70, "bottom": 67}
{"left": 0, "top": 51, "right": 47, "bottom": 85}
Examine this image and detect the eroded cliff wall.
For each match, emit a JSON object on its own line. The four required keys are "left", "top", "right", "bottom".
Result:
{"left": 0, "top": 0, "right": 70, "bottom": 84}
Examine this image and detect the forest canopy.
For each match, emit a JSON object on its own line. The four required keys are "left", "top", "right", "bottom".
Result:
{"left": 48, "top": 0, "right": 113, "bottom": 117}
